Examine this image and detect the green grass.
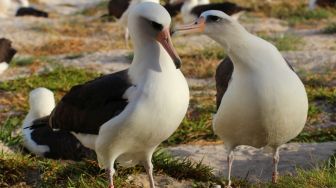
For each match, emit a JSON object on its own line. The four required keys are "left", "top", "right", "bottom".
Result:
{"left": 266, "top": 3, "right": 333, "bottom": 25}
{"left": 0, "top": 66, "right": 100, "bottom": 93}
{"left": 10, "top": 56, "right": 54, "bottom": 67}
{"left": 323, "top": 23, "right": 336, "bottom": 34}
{"left": 0, "top": 153, "right": 118, "bottom": 187}
{"left": 307, "top": 87, "right": 336, "bottom": 104}
{"left": 153, "top": 150, "right": 217, "bottom": 183}
{"left": 165, "top": 109, "right": 217, "bottom": 145}
{"left": 260, "top": 33, "right": 304, "bottom": 51}
{"left": 0, "top": 149, "right": 218, "bottom": 187}
{"left": 257, "top": 154, "right": 336, "bottom": 188}
{"left": 179, "top": 46, "right": 226, "bottom": 78}
{"left": 293, "top": 128, "right": 336, "bottom": 143}
{"left": 0, "top": 116, "right": 23, "bottom": 147}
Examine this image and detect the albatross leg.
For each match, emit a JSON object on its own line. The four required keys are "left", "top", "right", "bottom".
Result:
{"left": 226, "top": 150, "right": 234, "bottom": 188}
{"left": 272, "top": 147, "right": 280, "bottom": 183}
{"left": 143, "top": 154, "right": 155, "bottom": 188}
{"left": 108, "top": 168, "right": 115, "bottom": 188}
{"left": 124, "top": 27, "right": 130, "bottom": 49}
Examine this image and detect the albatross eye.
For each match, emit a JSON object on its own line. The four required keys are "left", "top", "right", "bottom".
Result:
{"left": 151, "top": 21, "right": 163, "bottom": 31}
{"left": 207, "top": 15, "right": 222, "bottom": 22}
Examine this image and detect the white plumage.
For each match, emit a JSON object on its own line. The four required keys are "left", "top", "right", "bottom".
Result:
{"left": 175, "top": 10, "right": 308, "bottom": 187}
{"left": 23, "top": 3, "right": 188, "bottom": 188}
{"left": 0, "top": 62, "right": 9, "bottom": 74}
{"left": 118, "top": 0, "right": 160, "bottom": 46}
{"left": 22, "top": 88, "right": 55, "bottom": 156}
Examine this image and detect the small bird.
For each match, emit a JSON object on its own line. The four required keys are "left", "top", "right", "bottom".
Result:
{"left": 23, "top": 2, "right": 189, "bottom": 188}
{"left": 16, "top": 7, "right": 48, "bottom": 18}
{"left": 175, "top": 10, "right": 308, "bottom": 186}
{"left": 0, "top": 38, "right": 17, "bottom": 75}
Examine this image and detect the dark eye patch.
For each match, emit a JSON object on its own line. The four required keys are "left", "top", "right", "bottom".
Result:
{"left": 151, "top": 21, "right": 163, "bottom": 31}
{"left": 207, "top": 15, "right": 221, "bottom": 22}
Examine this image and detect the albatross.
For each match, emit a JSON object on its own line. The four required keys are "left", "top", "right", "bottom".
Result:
{"left": 23, "top": 2, "right": 189, "bottom": 188}
{"left": 175, "top": 10, "right": 308, "bottom": 186}
{"left": 0, "top": 38, "right": 17, "bottom": 74}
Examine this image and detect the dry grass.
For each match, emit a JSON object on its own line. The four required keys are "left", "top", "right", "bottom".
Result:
{"left": 178, "top": 45, "right": 225, "bottom": 78}
{"left": 26, "top": 19, "right": 126, "bottom": 55}
{"left": 20, "top": 38, "right": 109, "bottom": 56}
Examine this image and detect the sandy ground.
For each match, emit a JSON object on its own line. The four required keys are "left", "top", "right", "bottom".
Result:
{"left": 168, "top": 142, "right": 336, "bottom": 182}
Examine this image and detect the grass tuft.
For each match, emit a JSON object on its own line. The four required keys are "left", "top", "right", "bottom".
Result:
{"left": 180, "top": 46, "right": 226, "bottom": 78}
{"left": 260, "top": 33, "right": 304, "bottom": 51}
{"left": 263, "top": 1, "right": 333, "bottom": 26}
{"left": 259, "top": 153, "right": 336, "bottom": 188}
{"left": 0, "top": 66, "right": 99, "bottom": 94}
{"left": 0, "top": 116, "right": 23, "bottom": 147}
{"left": 153, "top": 149, "right": 218, "bottom": 183}
{"left": 323, "top": 23, "right": 336, "bottom": 34}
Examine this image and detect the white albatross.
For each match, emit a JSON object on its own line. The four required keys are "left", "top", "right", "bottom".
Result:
{"left": 22, "top": 2, "right": 189, "bottom": 188}
{"left": 175, "top": 10, "right": 308, "bottom": 186}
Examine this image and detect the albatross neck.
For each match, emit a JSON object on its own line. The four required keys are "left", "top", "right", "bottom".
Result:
{"left": 129, "top": 35, "right": 176, "bottom": 81}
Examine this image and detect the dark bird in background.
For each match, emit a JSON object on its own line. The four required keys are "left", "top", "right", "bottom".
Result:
{"left": 191, "top": 2, "right": 250, "bottom": 18}
{"left": 309, "top": 0, "right": 335, "bottom": 9}
{"left": 16, "top": 7, "right": 48, "bottom": 17}
{"left": 171, "top": 0, "right": 250, "bottom": 23}
{"left": 108, "top": 0, "right": 131, "bottom": 19}
{"left": 0, "top": 38, "right": 17, "bottom": 74}
{"left": 163, "top": 1, "right": 184, "bottom": 17}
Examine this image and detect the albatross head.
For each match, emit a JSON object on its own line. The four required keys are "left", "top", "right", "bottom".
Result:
{"left": 174, "top": 10, "right": 248, "bottom": 48}
{"left": 128, "top": 2, "right": 182, "bottom": 68}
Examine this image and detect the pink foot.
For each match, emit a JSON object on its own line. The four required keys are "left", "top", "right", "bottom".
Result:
{"left": 108, "top": 185, "right": 114, "bottom": 188}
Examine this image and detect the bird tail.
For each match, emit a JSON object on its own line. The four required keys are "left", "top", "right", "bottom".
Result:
{"left": 22, "top": 88, "right": 95, "bottom": 160}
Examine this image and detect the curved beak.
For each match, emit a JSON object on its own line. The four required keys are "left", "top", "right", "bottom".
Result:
{"left": 173, "top": 17, "right": 206, "bottom": 35}
{"left": 156, "top": 28, "right": 181, "bottom": 69}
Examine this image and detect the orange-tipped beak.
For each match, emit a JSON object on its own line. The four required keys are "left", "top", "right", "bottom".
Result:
{"left": 156, "top": 28, "right": 182, "bottom": 69}
{"left": 173, "top": 17, "right": 206, "bottom": 35}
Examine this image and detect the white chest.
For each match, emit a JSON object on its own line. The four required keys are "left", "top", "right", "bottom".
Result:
{"left": 213, "top": 68, "right": 308, "bottom": 148}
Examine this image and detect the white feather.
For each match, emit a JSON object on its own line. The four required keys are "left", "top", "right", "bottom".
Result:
{"left": 0, "top": 62, "right": 9, "bottom": 75}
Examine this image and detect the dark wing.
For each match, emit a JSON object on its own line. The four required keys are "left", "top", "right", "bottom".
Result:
{"left": 0, "top": 38, "right": 16, "bottom": 63}
{"left": 215, "top": 57, "right": 233, "bottom": 110}
{"left": 215, "top": 57, "right": 295, "bottom": 109}
{"left": 50, "top": 69, "right": 132, "bottom": 134}
{"left": 164, "top": 2, "right": 183, "bottom": 17}
{"left": 16, "top": 7, "right": 48, "bottom": 17}
{"left": 108, "top": 0, "right": 131, "bottom": 18}
{"left": 191, "top": 2, "right": 250, "bottom": 17}
{"left": 30, "top": 117, "right": 95, "bottom": 160}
